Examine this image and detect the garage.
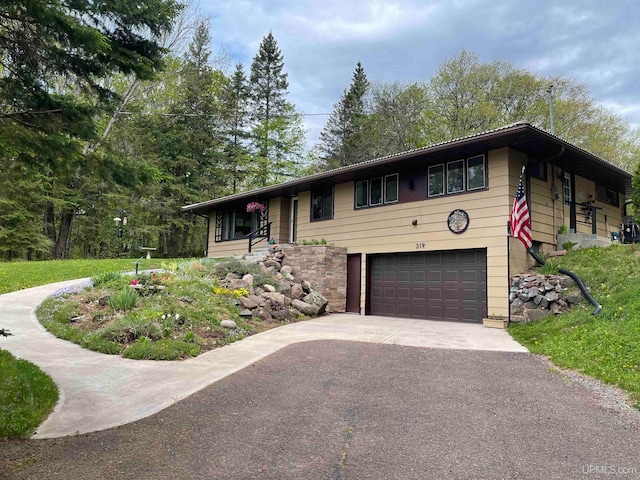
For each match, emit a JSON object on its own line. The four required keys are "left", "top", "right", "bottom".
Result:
{"left": 368, "top": 249, "right": 487, "bottom": 322}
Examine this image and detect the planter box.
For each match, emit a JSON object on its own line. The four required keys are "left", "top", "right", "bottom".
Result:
{"left": 483, "top": 317, "right": 508, "bottom": 329}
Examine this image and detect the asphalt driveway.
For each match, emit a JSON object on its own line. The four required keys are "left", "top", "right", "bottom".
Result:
{"left": 2, "top": 340, "right": 638, "bottom": 479}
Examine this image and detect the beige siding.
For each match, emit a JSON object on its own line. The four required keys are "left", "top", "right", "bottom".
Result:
{"left": 298, "top": 148, "right": 512, "bottom": 318}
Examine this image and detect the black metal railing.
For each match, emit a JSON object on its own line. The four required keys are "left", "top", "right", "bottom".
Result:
{"left": 246, "top": 222, "right": 272, "bottom": 253}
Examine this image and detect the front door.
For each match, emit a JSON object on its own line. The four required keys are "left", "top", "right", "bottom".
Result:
{"left": 290, "top": 197, "right": 298, "bottom": 243}
{"left": 346, "top": 254, "right": 362, "bottom": 313}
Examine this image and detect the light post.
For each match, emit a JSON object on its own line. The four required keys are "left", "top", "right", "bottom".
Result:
{"left": 113, "top": 212, "right": 128, "bottom": 257}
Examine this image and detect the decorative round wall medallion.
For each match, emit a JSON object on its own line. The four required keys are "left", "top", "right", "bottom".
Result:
{"left": 447, "top": 209, "right": 470, "bottom": 234}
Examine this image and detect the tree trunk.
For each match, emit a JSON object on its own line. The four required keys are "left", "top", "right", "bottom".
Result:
{"left": 54, "top": 211, "right": 73, "bottom": 259}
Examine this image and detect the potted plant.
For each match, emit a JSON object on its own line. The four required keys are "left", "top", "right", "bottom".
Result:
{"left": 246, "top": 202, "right": 266, "bottom": 213}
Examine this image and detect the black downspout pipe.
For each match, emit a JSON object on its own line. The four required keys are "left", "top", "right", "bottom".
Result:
{"left": 526, "top": 249, "right": 602, "bottom": 315}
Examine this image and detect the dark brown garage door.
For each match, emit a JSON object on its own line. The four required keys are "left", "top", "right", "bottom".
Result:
{"left": 369, "top": 249, "right": 487, "bottom": 322}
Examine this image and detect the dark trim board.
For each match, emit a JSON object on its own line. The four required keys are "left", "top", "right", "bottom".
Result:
{"left": 366, "top": 249, "right": 487, "bottom": 322}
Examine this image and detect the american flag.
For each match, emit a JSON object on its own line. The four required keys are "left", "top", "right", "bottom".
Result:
{"left": 511, "top": 172, "right": 532, "bottom": 249}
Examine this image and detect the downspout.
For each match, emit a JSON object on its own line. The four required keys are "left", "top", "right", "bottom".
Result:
{"left": 526, "top": 249, "right": 602, "bottom": 315}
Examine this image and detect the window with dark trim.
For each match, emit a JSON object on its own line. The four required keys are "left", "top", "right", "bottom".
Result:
{"left": 311, "top": 187, "right": 334, "bottom": 221}
{"left": 529, "top": 161, "right": 547, "bottom": 181}
{"left": 595, "top": 185, "right": 619, "bottom": 206}
{"left": 467, "top": 155, "right": 486, "bottom": 190}
{"left": 428, "top": 164, "right": 444, "bottom": 197}
{"left": 428, "top": 155, "right": 487, "bottom": 197}
{"left": 354, "top": 174, "right": 399, "bottom": 209}
{"left": 215, "top": 209, "right": 257, "bottom": 242}
{"left": 447, "top": 160, "right": 465, "bottom": 194}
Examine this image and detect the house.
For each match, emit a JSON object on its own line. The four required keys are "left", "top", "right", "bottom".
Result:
{"left": 182, "top": 122, "right": 632, "bottom": 324}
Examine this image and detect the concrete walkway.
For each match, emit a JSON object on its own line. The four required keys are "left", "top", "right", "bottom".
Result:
{"left": 1, "top": 280, "right": 527, "bottom": 439}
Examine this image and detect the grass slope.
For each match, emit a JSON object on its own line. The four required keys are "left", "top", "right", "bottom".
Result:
{"left": 0, "top": 258, "right": 184, "bottom": 295}
{"left": 509, "top": 244, "right": 640, "bottom": 407}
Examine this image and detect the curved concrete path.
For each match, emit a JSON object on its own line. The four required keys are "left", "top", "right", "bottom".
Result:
{"left": 1, "top": 280, "right": 527, "bottom": 439}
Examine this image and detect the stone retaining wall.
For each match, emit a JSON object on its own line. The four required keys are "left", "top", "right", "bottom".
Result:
{"left": 281, "top": 245, "right": 347, "bottom": 313}
{"left": 510, "top": 273, "right": 583, "bottom": 322}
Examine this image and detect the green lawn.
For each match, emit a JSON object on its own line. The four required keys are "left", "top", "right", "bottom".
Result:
{"left": 509, "top": 244, "right": 640, "bottom": 407}
{"left": 0, "top": 349, "right": 58, "bottom": 439}
{"left": 0, "top": 258, "right": 188, "bottom": 295}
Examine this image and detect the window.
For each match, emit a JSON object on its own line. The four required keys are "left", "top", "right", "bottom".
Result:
{"left": 355, "top": 180, "right": 368, "bottom": 208}
{"left": 311, "top": 187, "right": 334, "bottom": 221}
{"left": 466, "top": 155, "right": 486, "bottom": 190}
{"left": 428, "top": 164, "right": 445, "bottom": 197}
{"left": 354, "top": 174, "right": 399, "bottom": 208}
{"left": 385, "top": 174, "right": 398, "bottom": 203}
{"left": 370, "top": 177, "right": 383, "bottom": 206}
{"left": 563, "top": 173, "right": 572, "bottom": 204}
{"left": 447, "top": 160, "right": 465, "bottom": 194}
{"left": 428, "top": 155, "right": 487, "bottom": 198}
{"left": 215, "top": 209, "right": 257, "bottom": 242}
{"left": 595, "top": 185, "right": 619, "bottom": 206}
{"left": 529, "top": 161, "right": 547, "bottom": 181}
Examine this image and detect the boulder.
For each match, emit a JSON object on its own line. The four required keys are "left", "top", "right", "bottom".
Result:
{"left": 263, "top": 259, "right": 281, "bottom": 271}
{"left": 238, "top": 296, "right": 259, "bottom": 310}
{"left": 239, "top": 309, "right": 253, "bottom": 317}
{"left": 291, "top": 299, "right": 320, "bottom": 316}
{"left": 301, "top": 280, "right": 312, "bottom": 293}
{"left": 280, "top": 265, "right": 293, "bottom": 275}
{"left": 225, "top": 272, "right": 241, "bottom": 281}
{"left": 254, "top": 307, "right": 273, "bottom": 322}
{"left": 262, "top": 292, "right": 286, "bottom": 305}
{"left": 262, "top": 284, "right": 276, "bottom": 293}
{"left": 278, "top": 281, "right": 292, "bottom": 296}
{"left": 220, "top": 320, "right": 237, "bottom": 329}
{"left": 290, "top": 283, "right": 305, "bottom": 300}
{"left": 248, "top": 294, "right": 266, "bottom": 306}
{"left": 227, "top": 278, "right": 249, "bottom": 291}
{"left": 241, "top": 274, "right": 254, "bottom": 294}
{"left": 302, "top": 291, "right": 329, "bottom": 314}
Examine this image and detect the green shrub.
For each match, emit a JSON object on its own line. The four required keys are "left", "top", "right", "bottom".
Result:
{"left": 108, "top": 287, "right": 138, "bottom": 311}
{"left": 122, "top": 337, "right": 200, "bottom": 360}
{"left": 562, "top": 241, "right": 577, "bottom": 251}
{"left": 100, "top": 314, "right": 162, "bottom": 343}
{"left": 0, "top": 349, "right": 58, "bottom": 439}
{"left": 212, "top": 258, "right": 262, "bottom": 278}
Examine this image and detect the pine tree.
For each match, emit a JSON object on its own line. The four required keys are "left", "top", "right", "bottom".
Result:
{"left": 249, "top": 32, "right": 305, "bottom": 185}
{"left": 222, "top": 63, "right": 252, "bottom": 193}
{"left": 319, "top": 62, "right": 370, "bottom": 169}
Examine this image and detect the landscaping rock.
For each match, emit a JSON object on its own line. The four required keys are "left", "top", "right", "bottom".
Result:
{"left": 545, "top": 291, "right": 559, "bottom": 302}
{"left": 559, "top": 276, "right": 575, "bottom": 288}
{"left": 263, "top": 259, "right": 281, "bottom": 271}
{"left": 248, "top": 294, "right": 266, "bottom": 306}
{"left": 290, "top": 283, "right": 305, "bottom": 300}
{"left": 280, "top": 265, "right": 293, "bottom": 275}
{"left": 262, "top": 292, "right": 286, "bottom": 305}
{"left": 98, "top": 295, "right": 110, "bottom": 306}
{"left": 239, "top": 309, "right": 253, "bottom": 317}
{"left": 278, "top": 280, "right": 292, "bottom": 296}
{"left": 227, "top": 278, "right": 249, "bottom": 292}
{"left": 510, "top": 273, "right": 582, "bottom": 322}
{"left": 291, "top": 299, "right": 320, "bottom": 316}
{"left": 179, "top": 296, "right": 193, "bottom": 303}
{"left": 254, "top": 307, "right": 272, "bottom": 322}
{"left": 302, "top": 291, "right": 328, "bottom": 314}
{"left": 241, "top": 274, "right": 254, "bottom": 294}
{"left": 301, "top": 280, "right": 312, "bottom": 293}
{"left": 262, "top": 284, "right": 276, "bottom": 293}
{"left": 220, "top": 320, "right": 237, "bottom": 329}
{"left": 225, "top": 272, "right": 241, "bottom": 281}
{"left": 238, "top": 296, "right": 259, "bottom": 310}
{"left": 566, "top": 294, "right": 582, "bottom": 305}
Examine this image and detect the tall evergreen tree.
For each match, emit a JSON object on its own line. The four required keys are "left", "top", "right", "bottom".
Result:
{"left": 249, "top": 32, "right": 305, "bottom": 185}
{"left": 318, "top": 62, "right": 369, "bottom": 169}
{"left": 222, "top": 63, "right": 252, "bottom": 193}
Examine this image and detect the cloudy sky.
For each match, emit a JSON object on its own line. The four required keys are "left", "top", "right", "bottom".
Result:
{"left": 203, "top": 0, "right": 639, "bottom": 149}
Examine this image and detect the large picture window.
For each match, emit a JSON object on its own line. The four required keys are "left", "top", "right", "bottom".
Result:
{"left": 354, "top": 174, "right": 399, "bottom": 209}
{"left": 215, "top": 209, "right": 257, "bottom": 242}
{"left": 311, "top": 187, "right": 334, "bottom": 221}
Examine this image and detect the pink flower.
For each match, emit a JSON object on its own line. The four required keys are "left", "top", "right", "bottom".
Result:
{"left": 131, "top": 279, "right": 139, "bottom": 285}
{"left": 246, "top": 202, "right": 266, "bottom": 213}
